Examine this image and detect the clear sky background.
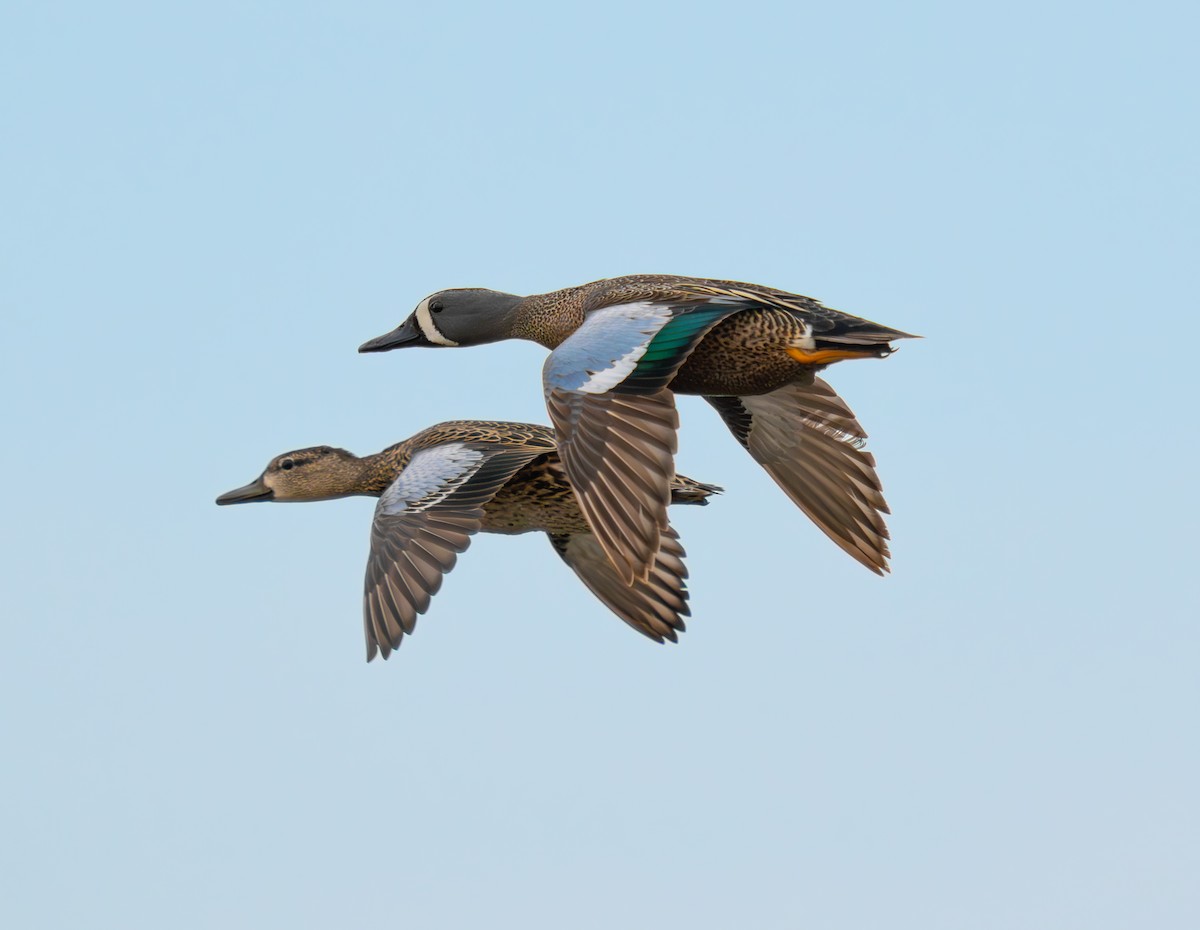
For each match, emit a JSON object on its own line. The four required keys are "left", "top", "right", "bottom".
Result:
{"left": 2, "top": 2, "right": 1197, "bottom": 927}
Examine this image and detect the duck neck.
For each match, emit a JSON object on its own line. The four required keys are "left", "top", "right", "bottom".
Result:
{"left": 353, "top": 451, "right": 401, "bottom": 497}
{"left": 471, "top": 291, "right": 526, "bottom": 345}
{"left": 510, "top": 289, "right": 586, "bottom": 349}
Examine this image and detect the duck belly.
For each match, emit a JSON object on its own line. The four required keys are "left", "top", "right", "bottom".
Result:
{"left": 481, "top": 459, "right": 589, "bottom": 536}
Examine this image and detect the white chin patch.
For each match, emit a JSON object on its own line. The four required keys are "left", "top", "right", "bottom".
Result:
{"left": 415, "top": 297, "right": 459, "bottom": 347}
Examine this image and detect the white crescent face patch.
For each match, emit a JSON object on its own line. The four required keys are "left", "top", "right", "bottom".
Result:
{"left": 414, "top": 296, "right": 459, "bottom": 347}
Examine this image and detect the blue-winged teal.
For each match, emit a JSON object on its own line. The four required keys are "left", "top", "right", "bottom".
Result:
{"left": 216, "top": 420, "right": 720, "bottom": 660}
{"left": 360, "top": 274, "right": 915, "bottom": 581}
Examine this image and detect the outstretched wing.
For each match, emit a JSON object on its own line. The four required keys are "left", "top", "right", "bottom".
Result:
{"left": 544, "top": 298, "right": 740, "bottom": 584}
{"left": 364, "top": 443, "right": 543, "bottom": 660}
{"left": 707, "top": 377, "right": 892, "bottom": 574}
{"left": 548, "top": 527, "right": 689, "bottom": 643}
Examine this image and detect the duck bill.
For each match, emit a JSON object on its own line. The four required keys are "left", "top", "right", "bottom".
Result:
{"left": 358, "top": 317, "right": 429, "bottom": 352}
{"left": 216, "top": 476, "right": 274, "bottom": 505}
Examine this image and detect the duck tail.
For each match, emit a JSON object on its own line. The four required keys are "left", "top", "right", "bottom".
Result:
{"left": 670, "top": 476, "right": 723, "bottom": 505}
{"left": 786, "top": 320, "right": 920, "bottom": 365}
{"left": 818, "top": 319, "right": 920, "bottom": 351}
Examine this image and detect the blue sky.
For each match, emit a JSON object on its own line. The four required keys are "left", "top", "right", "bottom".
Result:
{"left": 3, "top": 2, "right": 1197, "bottom": 927}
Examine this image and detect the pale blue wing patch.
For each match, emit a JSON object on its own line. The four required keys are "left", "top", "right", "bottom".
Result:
{"left": 540, "top": 301, "right": 682, "bottom": 583}
{"left": 543, "top": 300, "right": 674, "bottom": 395}
{"left": 377, "top": 443, "right": 486, "bottom": 516}
{"left": 363, "top": 441, "right": 548, "bottom": 659}
{"left": 540, "top": 297, "right": 739, "bottom": 583}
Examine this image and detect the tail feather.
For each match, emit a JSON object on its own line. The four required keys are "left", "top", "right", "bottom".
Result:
{"left": 818, "top": 321, "right": 920, "bottom": 348}
{"left": 670, "top": 475, "right": 723, "bottom": 505}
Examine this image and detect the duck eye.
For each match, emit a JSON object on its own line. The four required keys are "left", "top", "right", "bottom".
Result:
{"left": 280, "top": 459, "right": 295, "bottom": 471}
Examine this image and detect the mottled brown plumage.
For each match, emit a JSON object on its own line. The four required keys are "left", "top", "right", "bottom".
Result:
{"left": 508, "top": 274, "right": 912, "bottom": 395}
{"left": 216, "top": 420, "right": 720, "bottom": 660}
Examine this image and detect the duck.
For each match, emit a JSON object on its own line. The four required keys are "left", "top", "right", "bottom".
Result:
{"left": 359, "top": 274, "right": 916, "bottom": 582}
{"left": 215, "top": 420, "right": 720, "bottom": 661}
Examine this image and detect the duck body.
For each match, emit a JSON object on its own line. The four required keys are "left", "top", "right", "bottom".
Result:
{"left": 482, "top": 449, "right": 716, "bottom": 535}
{"left": 390, "top": 421, "right": 580, "bottom": 535}
{"left": 508, "top": 274, "right": 907, "bottom": 397}
{"left": 216, "top": 419, "right": 720, "bottom": 661}
{"left": 361, "top": 274, "right": 915, "bottom": 582}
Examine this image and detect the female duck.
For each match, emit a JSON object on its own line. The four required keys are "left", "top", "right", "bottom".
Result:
{"left": 216, "top": 420, "right": 719, "bottom": 661}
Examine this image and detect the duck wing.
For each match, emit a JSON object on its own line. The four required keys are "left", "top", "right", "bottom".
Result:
{"left": 543, "top": 298, "right": 741, "bottom": 584}
{"left": 548, "top": 526, "right": 689, "bottom": 643}
{"left": 706, "top": 377, "right": 892, "bottom": 574}
{"left": 365, "top": 442, "right": 544, "bottom": 660}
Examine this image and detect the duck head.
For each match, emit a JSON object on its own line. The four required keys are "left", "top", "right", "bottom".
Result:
{"left": 216, "top": 446, "right": 365, "bottom": 505}
{"left": 358, "top": 288, "right": 523, "bottom": 352}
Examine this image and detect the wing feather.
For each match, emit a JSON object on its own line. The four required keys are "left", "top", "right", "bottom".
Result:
{"left": 707, "top": 378, "right": 892, "bottom": 574}
{"left": 363, "top": 443, "right": 544, "bottom": 660}
{"left": 544, "top": 299, "right": 741, "bottom": 583}
{"left": 549, "top": 528, "right": 690, "bottom": 643}
{"left": 546, "top": 388, "right": 678, "bottom": 585}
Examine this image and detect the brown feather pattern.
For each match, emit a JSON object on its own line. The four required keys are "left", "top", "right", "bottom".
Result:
{"left": 549, "top": 527, "right": 689, "bottom": 643}
{"left": 707, "top": 378, "right": 892, "bottom": 573}
{"left": 547, "top": 388, "right": 679, "bottom": 586}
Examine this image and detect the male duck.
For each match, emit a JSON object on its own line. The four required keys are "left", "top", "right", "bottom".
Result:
{"left": 216, "top": 420, "right": 720, "bottom": 660}
{"left": 360, "top": 274, "right": 916, "bottom": 582}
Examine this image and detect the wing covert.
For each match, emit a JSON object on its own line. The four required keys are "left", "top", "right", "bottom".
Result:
{"left": 542, "top": 298, "right": 739, "bottom": 583}
{"left": 364, "top": 443, "right": 544, "bottom": 660}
